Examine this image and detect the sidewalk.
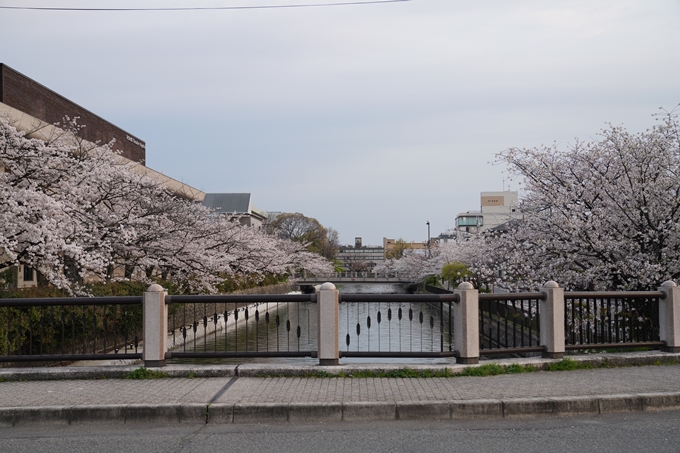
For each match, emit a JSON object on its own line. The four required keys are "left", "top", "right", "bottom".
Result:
{"left": 1, "top": 351, "right": 680, "bottom": 426}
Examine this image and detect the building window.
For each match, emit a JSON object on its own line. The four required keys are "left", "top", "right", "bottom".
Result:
{"left": 456, "top": 216, "right": 483, "bottom": 227}
{"left": 23, "top": 266, "right": 34, "bottom": 282}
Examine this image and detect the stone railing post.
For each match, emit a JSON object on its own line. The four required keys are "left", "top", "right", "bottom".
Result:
{"left": 317, "top": 282, "right": 339, "bottom": 366}
{"left": 143, "top": 284, "right": 168, "bottom": 367}
{"left": 454, "top": 282, "right": 479, "bottom": 364}
{"left": 540, "top": 281, "right": 564, "bottom": 359}
{"left": 659, "top": 280, "right": 680, "bottom": 353}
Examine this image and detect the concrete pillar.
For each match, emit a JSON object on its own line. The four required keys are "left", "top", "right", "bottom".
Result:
{"left": 540, "top": 281, "right": 564, "bottom": 359}
{"left": 143, "top": 284, "right": 168, "bottom": 367}
{"left": 454, "top": 282, "right": 479, "bottom": 364}
{"left": 659, "top": 280, "right": 680, "bottom": 353}
{"left": 317, "top": 282, "right": 339, "bottom": 366}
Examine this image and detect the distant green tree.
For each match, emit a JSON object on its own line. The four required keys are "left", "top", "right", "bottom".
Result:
{"left": 386, "top": 238, "right": 409, "bottom": 260}
{"left": 441, "top": 261, "right": 472, "bottom": 289}
{"left": 268, "top": 213, "right": 339, "bottom": 261}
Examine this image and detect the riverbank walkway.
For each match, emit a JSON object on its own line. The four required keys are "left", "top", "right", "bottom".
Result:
{"left": 2, "top": 350, "right": 680, "bottom": 426}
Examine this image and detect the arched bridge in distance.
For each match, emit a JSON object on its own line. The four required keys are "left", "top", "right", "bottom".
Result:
{"left": 295, "top": 272, "right": 416, "bottom": 289}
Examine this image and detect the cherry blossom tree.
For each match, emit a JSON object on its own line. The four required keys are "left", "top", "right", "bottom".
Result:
{"left": 379, "top": 107, "right": 680, "bottom": 292}
{"left": 0, "top": 115, "right": 332, "bottom": 294}
{"left": 476, "top": 106, "right": 680, "bottom": 291}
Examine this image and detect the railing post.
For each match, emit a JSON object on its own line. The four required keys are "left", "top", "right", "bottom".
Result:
{"left": 659, "top": 280, "right": 680, "bottom": 353}
{"left": 454, "top": 282, "right": 479, "bottom": 364}
{"left": 143, "top": 284, "right": 168, "bottom": 367}
{"left": 540, "top": 281, "right": 564, "bottom": 359}
{"left": 317, "top": 282, "right": 339, "bottom": 366}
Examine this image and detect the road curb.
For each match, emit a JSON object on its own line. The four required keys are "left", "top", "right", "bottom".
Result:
{"left": 2, "top": 392, "right": 680, "bottom": 426}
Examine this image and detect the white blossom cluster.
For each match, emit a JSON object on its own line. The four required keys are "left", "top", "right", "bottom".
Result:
{"left": 0, "top": 116, "right": 332, "bottom": 294}
{"left": 487, "top": 107, "right": 680, "bottom": 290}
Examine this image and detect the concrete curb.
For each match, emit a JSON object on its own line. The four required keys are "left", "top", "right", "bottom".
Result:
{"left": 2, "top": 392, "right": 679, "bottom": 426}
{"left": 0, "top": 364, "right": 238, "bottom": 381}
{"left": 2, "top": 351, "right": 679, "bottom": 381}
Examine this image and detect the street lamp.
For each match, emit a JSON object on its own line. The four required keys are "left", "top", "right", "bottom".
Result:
{"left": 426, "top": 221, "right": 431, "bottom": 258}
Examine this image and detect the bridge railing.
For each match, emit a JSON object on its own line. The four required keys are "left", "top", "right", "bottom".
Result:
{"left": 1, "top": 281, "right": 678, "bottom": 366}
{"left": 564, "top": 291, "right": 665, "bottom": 350}
{"left": 337, "top": 293, "right": 458, "bottom": 359}
{"left": 165, "top": 293, "right": 318, "bottom": 359}
{"left": 296, "top": 272, "right": 415, "bottom": 281}
{"left": 0, "top": 296, "right": 143, "bottom": 363}
{"left": 478, "top": 292, "right": 544, "bottom": 356}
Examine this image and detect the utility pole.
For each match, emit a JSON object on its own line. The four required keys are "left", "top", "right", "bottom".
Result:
{"left": 426, "top": 220, "right": 431, "bottom": 258}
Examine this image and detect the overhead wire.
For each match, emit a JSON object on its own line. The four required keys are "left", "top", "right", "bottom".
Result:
{"left": 0, "top": 0, "right": 410, "bottom": 12}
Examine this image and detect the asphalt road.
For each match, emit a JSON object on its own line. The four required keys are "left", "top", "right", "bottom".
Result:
{"left": 2, "top": 410, "right": 680, "bottom": 453}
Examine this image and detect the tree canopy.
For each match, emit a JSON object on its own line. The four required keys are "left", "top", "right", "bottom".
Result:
{"left": 379, "top": 106, "right": 680, "bottom": 291}
{"left": 0, "top": 116, "right": 332, "bottom": 294}
{"left": 484, "top": 107, "right": 680, "bottom": 290}
{"left": 267, "top": 212, "right": 339, "bottom": 261}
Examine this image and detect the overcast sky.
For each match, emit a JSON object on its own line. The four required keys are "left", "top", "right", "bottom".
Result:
{"left": 1, "top": 0, "right": 679, "bottom": 245}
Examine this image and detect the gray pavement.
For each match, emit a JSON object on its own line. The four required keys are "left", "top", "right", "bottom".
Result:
{"left": 1, "top": 351, "right": 680, "bottom": 425}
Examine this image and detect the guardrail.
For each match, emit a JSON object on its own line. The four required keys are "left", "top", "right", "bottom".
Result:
{"left": 478, "top": 292, "right": 544, "bottom": 356}
{"left": 338, "top": 293, "right": 459, "bottom": 359}
{"left": 1, "top": 280, "right": 678, "bottom": 366}
{"left": 165, "top": 293, "right": 317, "bottom": 359}
{"left": 0, "top": 296, "right": 143, "bottom": 363}
{"left": 564, "top": 291, "right": 664, "bottom": 351}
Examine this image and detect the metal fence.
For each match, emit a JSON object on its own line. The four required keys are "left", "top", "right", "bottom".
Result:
{"left": 0, "top": 285, "right": 673, "bottom": 364}
{"left": 564, "top": 291, "right": 664, "bottom": 350}
{"left": 478, "top": 293, "right": 544, "bottom": 355}
{"left": 166, "top": 294, "right": 318, "bottom": 359}
{"left": 0, "top": 297, "right": 143, "bottom": 363}
{"left": 338, "top": 294, "right": 458, "bottom": 358}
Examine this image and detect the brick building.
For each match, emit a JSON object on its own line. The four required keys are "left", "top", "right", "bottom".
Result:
{"left": 1, "top": 64, "right": 206, "bottom": 289}
{"left": 0, "top": 63, "right": 146, "bottom": 164}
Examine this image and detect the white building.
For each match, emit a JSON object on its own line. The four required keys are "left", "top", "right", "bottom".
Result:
{"left": 454, "top": 191, "right": 522, "bottom": 235}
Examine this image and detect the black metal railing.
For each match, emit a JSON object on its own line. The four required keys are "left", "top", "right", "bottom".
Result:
{"left": 478, "top": 293, "right": 545, "bottom": 355}
{"left": 564, "top": 291, "right": 664, "bottom": 350}
{"left": 338, "top": 294, "right": 459, "bottom": 358}
{"left": 166, "top": 294, "right": 318, "bottom": 358}
{"left": 0, "top": 297, "right": 143, "bottom": 362}
{"left": 0, "top": 287, "right": 671, "bottom": 364}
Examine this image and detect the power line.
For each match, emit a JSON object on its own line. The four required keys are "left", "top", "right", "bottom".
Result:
{"left": 0, "top": 0, "right": 410, "bottom": 12}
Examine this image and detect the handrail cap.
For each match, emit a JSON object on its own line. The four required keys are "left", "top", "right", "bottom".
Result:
{"left": 661, "top": 280, "right": 678, "bottom": 288}
{"left": 320, "top": 282, "right": 337, "bottom": 291}
{"left": 457, "top": 282, "right": 474, "bottom": 290}
{"left": 147, "top": 284, "right": 165, "bottom": 292}
{"left": 543, "top": 281, "right": 560, "bottom": 288}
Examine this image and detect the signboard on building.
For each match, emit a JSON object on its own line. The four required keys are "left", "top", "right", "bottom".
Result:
{"left": 481, "top": 196, "right": 504, "bottom": 207}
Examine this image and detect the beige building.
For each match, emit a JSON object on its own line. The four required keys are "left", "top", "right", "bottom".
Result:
{"left": 454, "top": 191, "right": 522, "bottom": 235}
{"left": 334, "top": 237, "right": 385, "bottom": 271}
{"left": 382, "top": 237, "right": 431, "bottom": 259}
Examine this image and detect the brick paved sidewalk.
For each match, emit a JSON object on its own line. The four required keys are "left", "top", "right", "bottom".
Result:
{"left": 1, "top": 364, "right": 679, "bottom": 408}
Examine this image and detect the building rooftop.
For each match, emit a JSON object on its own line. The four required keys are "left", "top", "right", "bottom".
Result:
{"left": 202, "top": 193, "right": 268, "bottom": 219}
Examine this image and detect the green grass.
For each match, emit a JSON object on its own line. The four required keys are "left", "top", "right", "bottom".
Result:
{"left": 126, "top": 367, "right": 168, "bottom": 380}
{"left": 459, "top": 363, "right": 535, "bottom": 377}
{"left": 295, "top": 357, "right": 677, "bottom": 379}
{"left": 301, "top": 365, "right": 536, "bottom": 379}
{"left": 302, "top": 367, "right": 454, "bottom": 378}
